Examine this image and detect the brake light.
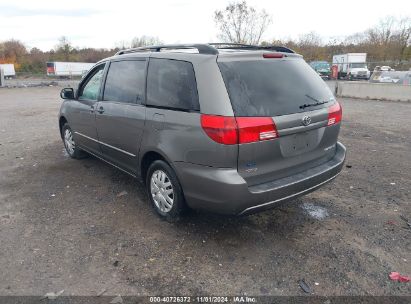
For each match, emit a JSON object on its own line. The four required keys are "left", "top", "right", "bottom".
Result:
{"left": 327, "top": 102, "right": 342, "bottom": 126}
{"left": 201, "top": 115, "right": 278, "bottom": 145}
{"left": 263, "top": 53, "right": 284, "bottom": 59}
{"left": 236, "top": 117, "right": 277, "bottom": 143}
{"left": 200, "top": 115, "right": 238, "bottom": 145}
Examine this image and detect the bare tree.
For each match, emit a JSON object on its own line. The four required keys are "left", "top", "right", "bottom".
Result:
{"left": 298, "top": 32, "right": 322, "bottom": 47}
{"left": 54, "top": 36, "right": 74, "bottom": 61}
{"left": 366, "top": 16, "right": 411, "bottom": 61}
{"left": 394, "top": 17, "right": 411, "bottom": 60}
{"left": 344, "top": 32, "right": 367, "bottom": 46}
{"left": 214, "top": 1, "right": 272, "bottom": 45}
{"left": 296, "top": 32, "right": 324, "bottom": 61}
{"left": 130, "top": 36, "right": 163, "bottom": 48}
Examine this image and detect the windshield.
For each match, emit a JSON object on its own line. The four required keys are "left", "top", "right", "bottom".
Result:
{"left": 350, "top": 63, "right": 367, "bottom": 69}
{"left": 218, "top": 58, "right": 335, "bottom": 117}
{"left": 316, "top": 62, "right": 330, "bottom": 69}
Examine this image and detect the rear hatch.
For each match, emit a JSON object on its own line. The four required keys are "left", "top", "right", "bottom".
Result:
{"left": 46, "top": 62, "right": 55, "bottom": 75}
{"left": 217, "top": 53, "right": 342, "bottom": 186}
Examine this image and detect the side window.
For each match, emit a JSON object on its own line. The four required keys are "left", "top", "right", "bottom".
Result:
{"left": 147, "top": 58, "right": 199, "bottom": 111}
{"left": 103, "top": 60, "right": 146, "bottom": 104}
{"left": 78, "top": 64, "right": 105, "bottom": 101}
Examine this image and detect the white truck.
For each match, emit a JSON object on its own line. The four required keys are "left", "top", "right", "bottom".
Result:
{"left": 0, "top": 64, "right": 16, "bottom": 78}
{"left": 332, "top": 53, "right": 370, "bottom": 80}
{"left": 46, "top": 62, "right": 95, "bottom": 77}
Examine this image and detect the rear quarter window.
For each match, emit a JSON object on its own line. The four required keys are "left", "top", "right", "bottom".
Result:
{"left": 146, "top": 58, "right": 199, "bottom": 111}
{"left": 218, "top": 58, "right": 334, "bottom": 117}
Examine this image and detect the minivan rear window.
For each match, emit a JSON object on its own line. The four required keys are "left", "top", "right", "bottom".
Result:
{"left": 218, "top": 58, "right": 335, "bottom": 117}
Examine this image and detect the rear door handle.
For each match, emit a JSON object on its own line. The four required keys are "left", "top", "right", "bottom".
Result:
{"left": 97, "top": 106, "right": 104, "bottom": 114}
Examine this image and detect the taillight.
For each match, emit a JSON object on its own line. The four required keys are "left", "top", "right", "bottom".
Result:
{"left": 201, "top": 115, "right": 278, "bottom": 145}
{"left": 327, "top": 102, "right": 342, "bottom": 126}
{"left": 236, "top": 117, "right": 277, "bottom": 143}
{"left": 200, "top": 115, "right": 238, "bottom": 145}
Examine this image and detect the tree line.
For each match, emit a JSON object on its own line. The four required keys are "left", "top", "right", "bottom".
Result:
{"left": 1, "top": 1, "right": 410, "bottom": 74}
{"left": 0, "top": 36, "right": 162, "bottom": 74}
{"left": 215, "top": 1, "right": 411, "bottom": 69}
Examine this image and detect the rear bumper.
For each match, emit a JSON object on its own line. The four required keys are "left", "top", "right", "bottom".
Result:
{"left": 174, "top": 142, "right": 346, "bottom": 215}
{"left": 352, "top": 74, "right": 369, "bottom": 79}
{"left": 319, "top": 72, "right": 331, "bottom": 78}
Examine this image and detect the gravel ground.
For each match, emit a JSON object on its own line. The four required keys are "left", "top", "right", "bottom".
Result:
{"left": 0, "top": 87, "right": 410, "bottom": 297}
{"left": 2, "top": 77, "right": 79, "bottom": 89}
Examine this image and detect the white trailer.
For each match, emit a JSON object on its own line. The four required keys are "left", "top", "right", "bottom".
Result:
{"left": 0, "top": 64, "right": 16, "bottom": 78}
{"left": 46, "top": 62, "right": 95, "bottom": 77}
{"left": 332, "top": 53, "right": 370, "bottom": 80}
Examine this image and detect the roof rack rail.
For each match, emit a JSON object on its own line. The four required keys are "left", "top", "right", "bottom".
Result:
{"left": 208, "top": 43, "right": 295, "bottom": 54}
{"left": 115, "top": 43, "right": 295, "bottom": 56}
{"left": 115, "top": 44, "right": 218, "bottom": 56}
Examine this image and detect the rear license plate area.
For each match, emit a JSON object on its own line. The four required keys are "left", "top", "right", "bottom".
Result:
{"left": 279, "top": 132, "right": 312, "bottom": 157}
{"left": 293, "top": 132, "right": 309, "bottom": 151}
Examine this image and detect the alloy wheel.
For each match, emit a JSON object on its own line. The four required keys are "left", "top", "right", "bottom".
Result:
{"left": 64, "top": 128, "right": 75, "bottom": 155}
{"left": 150, "top": 170, "right": 174, "bottom": 213}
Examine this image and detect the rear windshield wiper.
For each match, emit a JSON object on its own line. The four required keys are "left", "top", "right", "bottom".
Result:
{"left": 299, "top": 94, "right": 330, "bottom": 109}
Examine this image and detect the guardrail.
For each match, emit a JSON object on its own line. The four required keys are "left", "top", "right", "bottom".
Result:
{"left": 336, "top": 81, "right": 411, "bottom": 102}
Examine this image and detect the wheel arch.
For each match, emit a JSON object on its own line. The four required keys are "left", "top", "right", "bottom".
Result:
{"left": 140, "top": 149, "right": 174, "bottom": 183}
{"left": 59, "top": 116, "right": 68, "bottom": 138}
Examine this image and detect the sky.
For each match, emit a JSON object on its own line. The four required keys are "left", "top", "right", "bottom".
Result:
{"left": 0, "top": 0, "right": 410, "bottom": 50}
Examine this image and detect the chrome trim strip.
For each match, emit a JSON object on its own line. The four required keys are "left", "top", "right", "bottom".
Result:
{"left": 75, "top": 131, "right": 136, "bottom": 157}
{"left": 239, "top": 172, "right": 340, "bottom": 215}
{"left": 78, "top": 146, "right": 137, "bottom": 178}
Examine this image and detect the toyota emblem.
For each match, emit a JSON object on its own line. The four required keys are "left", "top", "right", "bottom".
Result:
{"left": 302, "top": 115, "right": 311, "bottom": 126}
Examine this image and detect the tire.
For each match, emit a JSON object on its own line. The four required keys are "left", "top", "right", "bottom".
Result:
{"left": 61, "top": 123, "right": 87, "bottom": 159}
{"left": 146, "top": 160, "right": 186, "bottom": 221}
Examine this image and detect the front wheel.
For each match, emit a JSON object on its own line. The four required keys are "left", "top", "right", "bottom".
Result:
{"left": 146, "top": 160, "right": 186, "bottom": 221}
{"left": 61, "top": 123, "right": 87, "bottom": 159}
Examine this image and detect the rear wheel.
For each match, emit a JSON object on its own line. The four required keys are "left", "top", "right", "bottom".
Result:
{"left": 146, "top": 160, "right": 186, "bottom": 221}
{"left": 62, "top": 123, "right": 87, "bottom": 159}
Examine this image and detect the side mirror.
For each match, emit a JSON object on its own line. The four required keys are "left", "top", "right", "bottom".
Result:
{"left": 60, "top": 88, "right": 75, "bottom": 100}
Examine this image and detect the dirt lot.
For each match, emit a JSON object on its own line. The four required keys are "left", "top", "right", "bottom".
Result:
{"left": 0, "top": 86, "right": 410, "bottom": 297}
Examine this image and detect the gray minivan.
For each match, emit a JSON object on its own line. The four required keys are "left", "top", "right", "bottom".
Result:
{"left": 59, "top": 43, "right": 346, "bottom": 220}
